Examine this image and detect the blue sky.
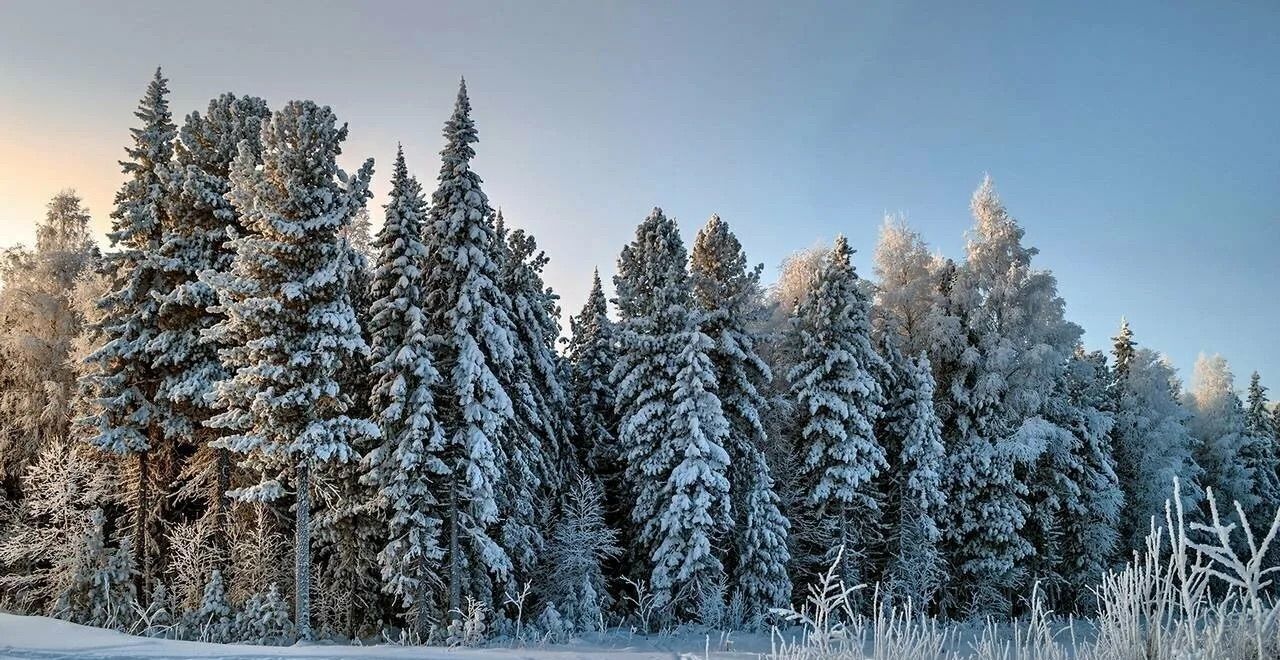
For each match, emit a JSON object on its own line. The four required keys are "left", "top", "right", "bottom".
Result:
{"left": 1, "top": 0, "right": 1276, "bottom": 391}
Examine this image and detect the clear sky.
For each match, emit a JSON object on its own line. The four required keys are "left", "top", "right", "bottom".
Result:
{"left": 1, "top": 0, "right": 1276, "bottom": 390}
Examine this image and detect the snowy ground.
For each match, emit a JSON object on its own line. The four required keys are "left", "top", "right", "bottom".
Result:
{"left": 0, "top": 613, "right": 781, "bottom": 659}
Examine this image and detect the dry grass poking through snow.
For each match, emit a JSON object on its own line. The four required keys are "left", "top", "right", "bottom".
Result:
{"left": 769, "top": 480, "right": 1280, "bottom": 660}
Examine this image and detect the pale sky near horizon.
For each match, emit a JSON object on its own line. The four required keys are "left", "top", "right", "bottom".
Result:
{"left": 1, "top": 0, "right": 1277, "bottom": 392}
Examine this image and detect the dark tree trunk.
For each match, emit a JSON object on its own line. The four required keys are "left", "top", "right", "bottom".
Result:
{"left": 295, "top": 460, "right": 312, "bottom": 640}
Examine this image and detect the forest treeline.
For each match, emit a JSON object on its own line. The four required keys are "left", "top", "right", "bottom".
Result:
{"left": 0, "top": 69, "right": 1277, "bottom": 645}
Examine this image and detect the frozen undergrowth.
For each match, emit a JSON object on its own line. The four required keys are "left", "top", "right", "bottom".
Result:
{"left": 4, "top": 482, "right": 1278, "bottom": 660}
{"left": 771, "top": 480, "right": 1280, "bottom": 660}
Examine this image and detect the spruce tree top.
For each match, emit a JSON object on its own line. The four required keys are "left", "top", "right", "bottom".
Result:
{"left": 368, "top": 145, "right": 429, "bottom": 367}
{"left": 1245, "top": 371, "right": 1274, "bottom": 438}
{"left": 434, "top": 79, "right": 486, "bottom": 222}
{"left": 571, "top": 269, "right": 610, "bottom": 341}
{"left": 1112, "top": 318, "right": 1136, "bottom": 379}
{"left": 108, "top": 66, "right": 175, "bottom": 254}
{"left": 614, "top": 207, "right": 691, "bottom": 325}
{"left": 691, "top": 214, "right": 763, "bottom": 321}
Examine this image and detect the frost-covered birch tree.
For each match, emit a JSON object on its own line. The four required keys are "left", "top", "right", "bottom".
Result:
{"left": 0, "top": 191, "right": 98, "bottom": 490}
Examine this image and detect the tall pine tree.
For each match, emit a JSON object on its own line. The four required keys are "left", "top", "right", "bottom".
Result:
{"left": 82, "top": 68, "right": 176, "bottom": 598}
{"left": 161, "top": 93, "right": 271, "bottom": 544}
{"left": 689, "top": 214, "right": 790, "bottom": 620}
{"left": 362, "top": 147, "right": 446, "bottom": 636}
{"left": 613, "top": 208, "right": 732, "bottom": 615}
{"left": 937, "top": 177, "right": 1079, "bottom": 617}
{"left": 420, "top": 80, "right": 518, "bottom": 613}
{"left": 207, "top": 100, "right": 376, "bottom": 639}
{"left": 787, "top": 235, "right": 886, "bottom": 590}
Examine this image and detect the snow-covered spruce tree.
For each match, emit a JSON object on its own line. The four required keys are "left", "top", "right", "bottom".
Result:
{"left": 361, "top": 146, "right": 448, "bottom": 636}
{"left": 1027, "top": 349, "right": 1121, "bottom": 612}
{"left": 876, "top": 337, "right": 947, "bottom": 609}
{"left": 494, "top": 214, "right": 571, "bottom": 585}
{"left": 1111, "top": 343, "right": 1201, "bottom": 554}
{"left": 613, "top": 207, "right": 732, "bottom": 616}
{"left": 419, "top": 79, "right": 517, "bottom": 615}
{"left": 1246, "top": 372, "right": 1276, "bottom": 439}
{"left": 313, "top": 193, "right": 384, "bottom": 638}
{"left": 141, "top": 582, "right": 174, "bottom": 637}
{"left": 563, "top": 269, "right": 627, "bottom": 594}
{"left": 565, "top": 269, "right": 618, "bottom": 476}
{"left": 207, "top": 100, "right": 376, "bottom": 640}
{"left": 81, "top": 68, "right": 176, "bottom": 598}
{"left": 1243, "top": 371, "right": 1280, "bottom": 519}
{"left": 183, "top": 569, "right": 232, "bottom": 642}
{"left": 1111, "top": 318, "right": 1136, "bottom": 381}
{"left": 936, "top": 177, "right": 1080, "bottom": 618}
{"left": 786, "top": 235, "right": 886, "bottom": 591}
{"left": 689, "top": 214, "right": 790, "bottom": 621}
{"left": 161, "top": 93, "right": 271, "bottom": 545}
{"left": 75, "top": 509, "right": 138, "bottom": 630}
{"left": 234, "top": 583, "right": 294, "bottom": 645}
{"left": 542, "top": 474, "right": 620, "bottom": 632}
{"left": 0, "top": 191, "right": 98, "bottom": 492}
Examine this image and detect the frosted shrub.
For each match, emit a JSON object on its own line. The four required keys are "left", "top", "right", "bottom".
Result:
{"left": 134, "top": 583, "right": 174, "bottom": 638}
{"left": 445, "top": 597, "right": 488, "bottom": 647}
{"left": 180, "top": 570, "right": 232, "bottom": 643}
{"left": 536, "top": 602, "right": 572, "bottom": 644}
{"left": 166, "top": 517, "right": 223, "bottom": 613}
{"left": 233, "top": 584, "right": 294, "bottom": 645}
{"left": 695, "top": 574, "right": 729, "bottom": 630}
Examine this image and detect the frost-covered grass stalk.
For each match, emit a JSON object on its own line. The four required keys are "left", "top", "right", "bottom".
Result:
{"left": 769, "top": 480, "right": 1280, "bottom": 660}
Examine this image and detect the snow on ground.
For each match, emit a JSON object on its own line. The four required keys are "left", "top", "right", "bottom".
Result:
{"left": 0, "top": 613, "right": 780, "bottom": 660}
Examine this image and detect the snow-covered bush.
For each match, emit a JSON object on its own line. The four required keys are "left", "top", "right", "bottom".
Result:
{"left": 134, "top": 582, "right": 174, "bottom": 638}
{"left": 535, "top": 602, "right": 572, "bottom": 644}
{"left": 233, "top": 583, "right": 294, "bottom": 645}
{"left": 445, "top": 597, "right": 488, "bottom": 647}
{"left": 179, "top": 570, "right": 232, "bottom": 643}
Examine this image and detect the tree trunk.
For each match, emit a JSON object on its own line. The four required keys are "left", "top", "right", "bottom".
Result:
{"left": 295, "top": 460, "right": 312, "bottom": 640}
{"left": 448, "top": 478, "right": 461, "bottom": 620}
{"left": 415, "top": 553, "right": 431, "bottom": 640}
{"left": 134, "top": 449, "right": 150, "bottom": 603}
{"left": 215, "top": 446, "right": 231, "bottom": 553}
